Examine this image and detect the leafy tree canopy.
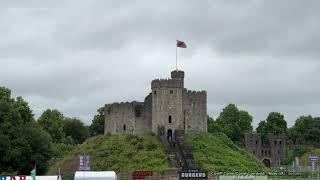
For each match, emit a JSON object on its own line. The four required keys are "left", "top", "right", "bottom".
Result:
{"left": 256, "top": 112, "right": 287, "bottom": 138}
{"left": 288, "top": 115, "right": 320, "bottom": 146}
{"left": 0, "top": 86, "right": 53, "bottom": 175}
{"left": 63, "top": 118, "right": 90, "bottom": 144}
{"left": 212, "top": 104, "right": 253, "bottom": 142}
{"left": 89, "top": 107, "right": 105, "bottom": 136}
{"left": 38, "top": 109, "right": 65, "bottom": 143}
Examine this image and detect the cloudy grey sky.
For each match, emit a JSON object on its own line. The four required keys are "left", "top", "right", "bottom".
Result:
{"left": 1, "top": 0, "right": 319, "bottom": 128}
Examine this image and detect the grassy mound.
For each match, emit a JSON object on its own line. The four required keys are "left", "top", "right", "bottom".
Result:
{"left": 186, "top": 133, "right": 268, "bottom": 172}
{"left": 48, "top": 132, "right": 267, "bottom": 176}
{"left": 47, "top": 134, "right": 169, "bottom": 176}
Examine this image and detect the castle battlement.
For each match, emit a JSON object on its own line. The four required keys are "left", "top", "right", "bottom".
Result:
{"left": 151, "top": 78, "right": 183, "bottom": 89}
{"left": 171, "top": 70, "right": 185, "bottom": 79}
{"left": 106, "top": 101, "right": 143, "bottom": 108}
{"left": 185, "top": 89, "right": 207, "bottom": 98}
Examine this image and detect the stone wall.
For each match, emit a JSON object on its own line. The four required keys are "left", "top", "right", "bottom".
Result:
{"left": 245, "top": 133, "right": 287, "bottom": 166}
{"left": 151, "top": 85, "right": 184, "bottom": 135}
{"left": 105, "top": 102, "right": 148, "bottom": 135}
{"left": 183, "top": 89, "right": 207, "bottom": 133}
{"left": 268, "top": 134, "right": 287, "bottom": 165}
{"left": 135, "top": 94, "right": 152, "bottom": 133}
{"left": 244, "top": 133, "right": 263, "bottom": 159}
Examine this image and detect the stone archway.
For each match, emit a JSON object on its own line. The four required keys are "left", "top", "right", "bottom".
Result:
{"left": 262, "top": 158, "right": 271, "bottom": 167}
{"left": 167, "top": 129, "right": 173, "bottom": 141}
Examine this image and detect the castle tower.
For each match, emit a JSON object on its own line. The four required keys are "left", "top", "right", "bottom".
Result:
{"left": 151, "top": 70, "right": 185, "bottom": 137}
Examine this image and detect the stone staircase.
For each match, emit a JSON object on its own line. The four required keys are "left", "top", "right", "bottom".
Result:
{"left": 158, "top": 128, "right": 200, "bottom": 173}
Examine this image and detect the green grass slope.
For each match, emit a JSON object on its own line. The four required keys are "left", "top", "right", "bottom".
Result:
{"left": 48, "top": 133, "right": 267, "bottom": 176}
{"left": 47, "top": 134, "right": 169, "bottom": 176}
{"left": 186, "top": 133, "right": 268, "bottom": 173}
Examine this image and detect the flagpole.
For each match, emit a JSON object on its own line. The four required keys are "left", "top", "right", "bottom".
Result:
{"left": 176, "top": 40, "right": 178, "bottom": 70}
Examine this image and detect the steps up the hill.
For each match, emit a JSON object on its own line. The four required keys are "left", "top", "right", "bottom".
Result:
{"left": 158, "top": 127, "right": 201, "bottom": 173}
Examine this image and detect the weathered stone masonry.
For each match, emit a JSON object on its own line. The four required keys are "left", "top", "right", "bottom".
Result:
{"left": 245, "top": 133, "right": 287, "bottom": 167}
{"left": 104, "top": 70, "right": 207, "bottom": 136}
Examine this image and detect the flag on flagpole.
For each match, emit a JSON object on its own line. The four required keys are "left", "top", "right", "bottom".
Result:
{"left": 177, "top": 40, "right": 187, "bottom": 48}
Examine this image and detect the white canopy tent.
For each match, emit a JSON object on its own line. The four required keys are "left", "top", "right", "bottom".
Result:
{"left": 74, "top": 171, "right": 117, "bottom": 180}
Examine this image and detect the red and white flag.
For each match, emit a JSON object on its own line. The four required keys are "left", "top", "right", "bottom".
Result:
{"left": 177, "top": 40, "right": 187, "bottom": 48}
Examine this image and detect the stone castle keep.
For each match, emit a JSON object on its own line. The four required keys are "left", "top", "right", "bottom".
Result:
{"left": 104, "top": 70, "right": 207, "bottom": 138}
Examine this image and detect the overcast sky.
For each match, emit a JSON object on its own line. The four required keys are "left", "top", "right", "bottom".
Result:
{"left": 1, "top": 0, "right": 319, "bottom": 129}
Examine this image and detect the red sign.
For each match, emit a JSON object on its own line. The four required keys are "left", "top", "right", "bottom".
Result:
{"left": 132, "top": 171, "right": 153, "bottom": 179}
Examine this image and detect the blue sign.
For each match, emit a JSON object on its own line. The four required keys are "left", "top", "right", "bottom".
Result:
{"left": 309, "top": 155, "right": 318, "bottom": 162}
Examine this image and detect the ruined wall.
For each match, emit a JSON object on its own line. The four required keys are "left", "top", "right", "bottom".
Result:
{"left": 244, "top": 133, "right": 263, "bottom": 159}
{"left": 104, "top": 102, "right": 137, "bottom": 134}
{"left": 268, "top": 134, "right": 287, "bottom": 166}
{"left": 245, "top": 133, "right": 287, "bottom": 167}
{"left": 104, "top": 100, "right": 153, "bottom": 135}
{"left": 135, "top": 94, "right": 152, "bottom": 133}
{"left": 183, "top": 89, "right": 207, "bottom": 133}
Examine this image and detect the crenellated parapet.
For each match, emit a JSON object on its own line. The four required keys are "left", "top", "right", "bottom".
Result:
{"left": 106, "top": 101, "right": 143, "bottom": 108}
{"left": 151, "top": 78, "right": 183, "bottom": 89}
{"left": 171, "top": 70, "right": 185, "bottom": 79}
{"left": 184, "top": 89, "right": 207, "bottom": 99}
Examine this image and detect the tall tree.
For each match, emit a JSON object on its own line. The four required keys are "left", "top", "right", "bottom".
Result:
{"left": 215, "top": 104, "right": 253, "bottom": 142}
{"left": 89, "top": 107, "right": 105, "bottom": 136}
{"left": 256, "top": 112, "right": 287, "bottom": 138}
{"left": 288, "top": 115, "right": 320, "bottom": 145}
{"left": 0, "top": 87, "right": 52, "bottom": 174}
{"left": 239, "top": 110, "right": 253, "bottom": 133}
{"left": 63, "top": 118, "right": 90, "bottom": 144}
{"left": 38, "top": 109, "right": 65, "bottom": 143}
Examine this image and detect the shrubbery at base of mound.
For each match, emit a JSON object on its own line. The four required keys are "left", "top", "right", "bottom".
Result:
{"left": 299, "top": 148, "right": 320, "bottom": 166}
{"left": 186, "top": 133, "right": 268, "bottom": 173}
{"left": 47, "top": 134, "right": 169, "bottom": 176}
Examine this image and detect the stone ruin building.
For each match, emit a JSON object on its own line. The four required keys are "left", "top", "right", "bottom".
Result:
{"left": 245, "top": 132, "right": 287, "bottom": 167}
{"left": 104, "top": 70, "right": 207, "bottom": 139}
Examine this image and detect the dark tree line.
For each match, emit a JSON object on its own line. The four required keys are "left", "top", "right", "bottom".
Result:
{"left": 0, "top": 86, "right": 92, "bottom": 175}
{"left": 0, "top": 87, "right": 52, "bottom": 174}
{"left": 207, "top": 103, "right": 320, "bottom": 147}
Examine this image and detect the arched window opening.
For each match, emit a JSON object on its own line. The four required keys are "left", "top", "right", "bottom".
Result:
{"left": 168, "top": 115, "right": 172, "bottom": 123}
{"left": 123, "top": 124, "right": 126, "bottom": 131}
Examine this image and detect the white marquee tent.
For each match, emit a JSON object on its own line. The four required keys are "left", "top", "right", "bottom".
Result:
{"left": 74, "top": 171, "right": 117, "bottom": 180}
